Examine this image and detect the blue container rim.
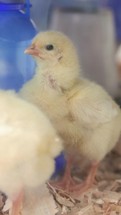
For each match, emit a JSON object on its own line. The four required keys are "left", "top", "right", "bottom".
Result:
{"left": 0, "top": 3, "right": 31, "bottom": 10}
{"left": 0, "top": 36, "right": 33, "bottom": 45}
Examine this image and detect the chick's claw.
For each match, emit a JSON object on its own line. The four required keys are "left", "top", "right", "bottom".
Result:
{"left": 50, "top": 174, "right": 77, "bottom": 192}
{"left": 69, "top": 179, "right": 95, "bottom": 194}
{"left": 69, "top": 162, "right": 99, "bottom": 196}
{"left": 51, "top": 161, "right": 98, "bottom": 195}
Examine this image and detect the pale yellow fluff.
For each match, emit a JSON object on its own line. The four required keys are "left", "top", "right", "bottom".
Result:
{"left": 19, "top": 31, "right": 121, "bottom": 163}
{"left": 0, "top": 90, "right": 62, "bottom": 199}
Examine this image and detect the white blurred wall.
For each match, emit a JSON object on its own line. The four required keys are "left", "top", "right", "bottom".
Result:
{"left": 30, "top": 0, "right": 52, "bottom": 31}
{"left": 50, "top": 9, "right": 119, "bottom": 96}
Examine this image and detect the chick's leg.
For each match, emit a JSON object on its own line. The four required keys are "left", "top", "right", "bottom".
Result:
{"left": 11, "top": 189, "right": 24, "bottom": 215}
{"left": 52, "top": 156, "right": 76, "bottom": 190}
{"left": 70, "top": 162, "right": 99, "bottom": 194}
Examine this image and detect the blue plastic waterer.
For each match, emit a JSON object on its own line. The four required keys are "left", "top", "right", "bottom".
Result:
{"left": 0, "top": 0, "right": 37, "bottom": 91}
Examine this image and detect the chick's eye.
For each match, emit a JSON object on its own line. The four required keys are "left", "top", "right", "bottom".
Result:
{"left": 45, "top": 44, "right": 54, "bottom": 51}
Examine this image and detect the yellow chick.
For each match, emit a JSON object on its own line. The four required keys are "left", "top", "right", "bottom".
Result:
{"left": 19, "top": 31, "right": 121, "bottom": 194}
{"left": 0, "top": 90, "right": 62, "bottom": 215}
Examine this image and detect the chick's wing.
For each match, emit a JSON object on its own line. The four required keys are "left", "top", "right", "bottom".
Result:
{"left": 69, "top": 82, "right": 119, "bottom": 128}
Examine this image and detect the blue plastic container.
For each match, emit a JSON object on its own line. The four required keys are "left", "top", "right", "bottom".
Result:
{"left": 53, "top": 152, "right": 66, "bottom": 178}
{"left": 0, "top": 0, "right": 37, "bottom": 91}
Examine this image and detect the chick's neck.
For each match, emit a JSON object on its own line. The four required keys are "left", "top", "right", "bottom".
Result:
{"left": 35, "top": 62, "right": 81, "bottom": 93}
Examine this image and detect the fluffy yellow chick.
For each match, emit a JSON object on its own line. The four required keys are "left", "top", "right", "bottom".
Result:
{"left": 0, "top": 90, "right": 62, "bottom": 215}
{"left": 19, "top": 31, "right": 121, "bottom": 194}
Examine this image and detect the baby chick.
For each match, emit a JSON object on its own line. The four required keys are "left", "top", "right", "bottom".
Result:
{"left": 19, "top": 31, "right": 121, "bottom": 194}
{"left": 0, "top": 90, "right": 62, "bottom": 215}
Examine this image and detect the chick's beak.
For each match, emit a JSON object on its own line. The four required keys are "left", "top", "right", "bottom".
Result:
{"left": 24, "top": 45, "right": 40, "bottom": 57}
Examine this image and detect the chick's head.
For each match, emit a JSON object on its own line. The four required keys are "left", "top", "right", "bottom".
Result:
{"left": 25, "top": 31, "right": 81, "bottom": 89}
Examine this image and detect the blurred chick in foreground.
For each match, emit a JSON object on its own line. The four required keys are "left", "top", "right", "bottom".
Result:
{"left": 0, "top": 90, "right": 62, "bottom": 215}
{"left": 19, "top": 31, "right": 121, "bottom": 195}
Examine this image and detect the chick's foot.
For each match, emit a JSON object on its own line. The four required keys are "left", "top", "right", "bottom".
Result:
{"left": 69, "top": 162, "right": 99, "bottom": 196}
{"left": 51, "top": 156, "right": 76, "bottom": 191}
{"left": 51, "top": 174, "right": 77, "bottom": 191}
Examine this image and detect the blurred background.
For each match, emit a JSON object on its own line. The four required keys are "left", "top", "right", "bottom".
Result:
{"left": 0, "top": 0, "right": 121, "bottom": 99}
{"left": 30, "top": 0, "right": 121, "bottom": 100}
